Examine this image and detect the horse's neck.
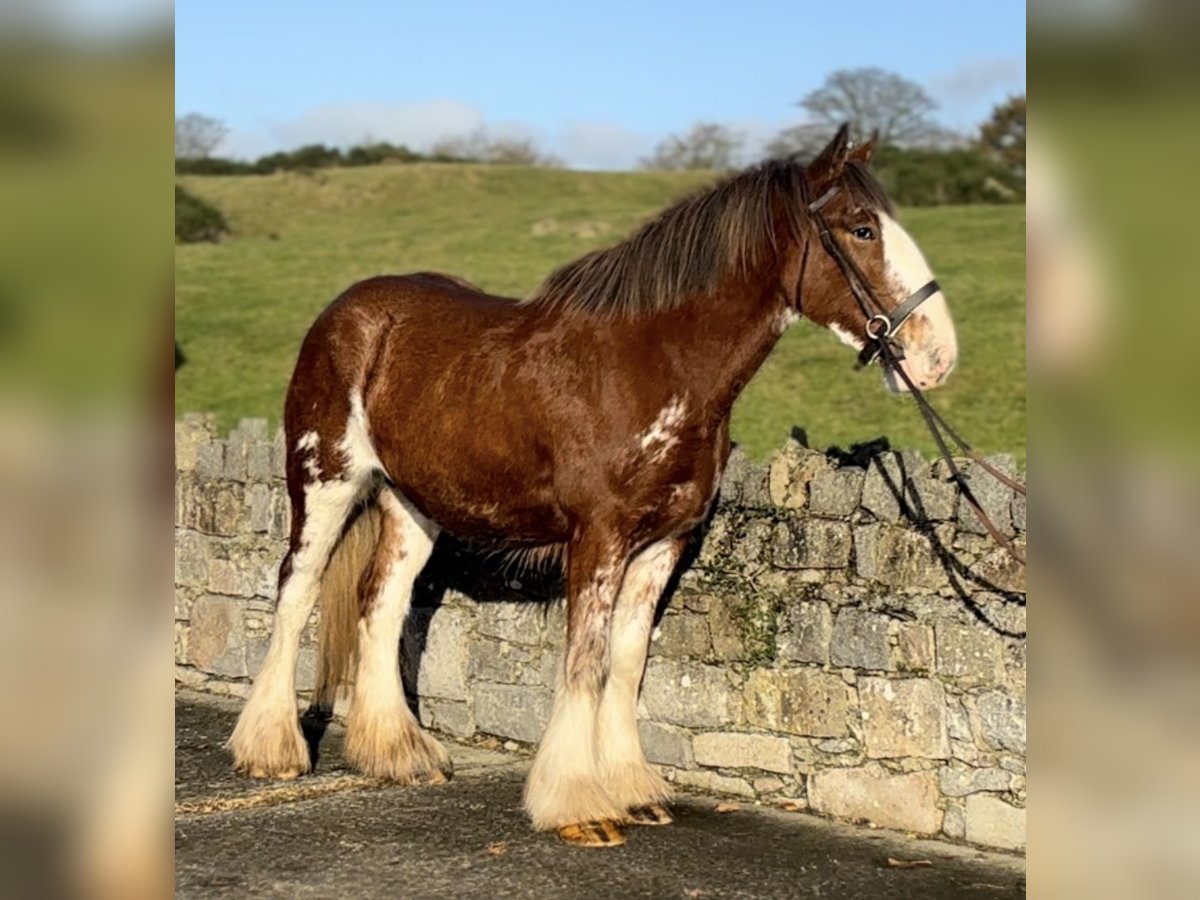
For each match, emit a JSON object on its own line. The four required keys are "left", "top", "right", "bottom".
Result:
{"left": 649, "top": 265, "right": 790, "bottom": 419}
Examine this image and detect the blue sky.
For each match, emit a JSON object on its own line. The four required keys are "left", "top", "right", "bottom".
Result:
{"left": 176, "top": 0, "right": 1025, "bottom": 169}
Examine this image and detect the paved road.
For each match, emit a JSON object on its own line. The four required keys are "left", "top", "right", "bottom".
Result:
{"left": 175, "top": 692, "right": 1025, "bottom": 899}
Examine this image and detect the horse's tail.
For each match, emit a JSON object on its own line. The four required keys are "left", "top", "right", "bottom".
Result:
{"left": 311, "top": 503, "right": 382, "bottom": 714}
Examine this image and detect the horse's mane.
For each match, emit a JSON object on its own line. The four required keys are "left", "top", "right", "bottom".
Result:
{"left": 525, "top": 158, "right": 892, "bottom": 317}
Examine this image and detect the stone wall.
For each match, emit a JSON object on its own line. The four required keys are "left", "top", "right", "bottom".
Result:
{"left": 175, "top": 415, "right": 1026, "bottom": 852}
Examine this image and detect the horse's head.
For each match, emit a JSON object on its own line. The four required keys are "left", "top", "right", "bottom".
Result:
{"left": 796, "top": 126, "right": 957, "bottom": 392}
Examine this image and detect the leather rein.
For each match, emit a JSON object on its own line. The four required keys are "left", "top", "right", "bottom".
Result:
{"left": 802, "top": 184, "right": 1027, "bottom": 567}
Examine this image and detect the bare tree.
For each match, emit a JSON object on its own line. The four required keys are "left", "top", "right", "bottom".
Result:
{"left": 175, "top": 113, "right": 228, "bottom": 159}
{"left": 431, "top": 128, "right": 560, "bottom": 166}
{"left": 762, "top": 122, "right": 833, "bottom": 161}
{"left": 640, "top": 122, "right": 744, "bottom": 171}
{"left": 798, "top": 68, "right": 940, "bottom": 148}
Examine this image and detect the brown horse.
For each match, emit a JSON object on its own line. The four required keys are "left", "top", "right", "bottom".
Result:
{"left": 227, "top": 126, "right": 957, "bottom": 847}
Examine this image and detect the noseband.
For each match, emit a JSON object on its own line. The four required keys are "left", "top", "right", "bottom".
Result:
{"left": 805, "top": 185, "right": 940, "bottom": 367}
{"left": 800, "top": 183, "right": 1026, "bottom": 566}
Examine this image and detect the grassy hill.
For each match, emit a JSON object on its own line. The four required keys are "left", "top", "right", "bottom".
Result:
{"left": 175, "top": 164, "right": 1025, "bottom": 462}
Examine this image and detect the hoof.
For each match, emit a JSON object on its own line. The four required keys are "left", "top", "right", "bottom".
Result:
{"left": 246, "top": 765, "right": 303, "bottom": 781}
{"left": 557, "top": 819, "right": 627, "bottom": 848}
{"left": 624, "top": 804, "right": 673, "bottom": 826}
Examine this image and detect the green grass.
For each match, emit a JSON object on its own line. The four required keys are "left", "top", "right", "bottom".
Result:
{"left": 175, "top": 164, "right": 1024, "bottom": 462}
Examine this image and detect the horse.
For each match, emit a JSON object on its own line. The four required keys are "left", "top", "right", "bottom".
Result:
{"left": 226, "top": 125, "right": 958, "bottom": 847}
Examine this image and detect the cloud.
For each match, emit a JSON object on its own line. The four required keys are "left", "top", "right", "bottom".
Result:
{"left": 557, "top": 121, "right": 651, "bottom": 170}
{"left": 928, "top": 57, "right": 1025, "bottom": 123}
{"left": 222, "top": 99, "right": 487, "bottom": 159}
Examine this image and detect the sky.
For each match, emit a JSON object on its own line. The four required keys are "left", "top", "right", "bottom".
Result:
{"left": 175, "top": 0, "right": 1025, "bottom": 170}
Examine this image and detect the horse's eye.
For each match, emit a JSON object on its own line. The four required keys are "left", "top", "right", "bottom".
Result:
{"left": 852, "top": 226, "right": 876, "bottom": 241}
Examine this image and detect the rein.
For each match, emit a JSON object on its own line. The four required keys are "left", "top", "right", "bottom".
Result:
{"left": 803, "top": 185, "right": 1027, "bottom": 567}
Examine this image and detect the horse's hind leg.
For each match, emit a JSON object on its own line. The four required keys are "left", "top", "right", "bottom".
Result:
{"left": 344, "top": 488, "right": 450, "bottom": 783}
{"left": 525, "top": 526, "right": 629, "bottom": 847}
{"left": 598, "top": 537, "right": 684, "bottom": 825}
{"left": 229, "top": 476, "right": 362, "bottom": 778}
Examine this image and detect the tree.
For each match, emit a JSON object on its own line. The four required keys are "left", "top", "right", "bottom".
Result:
{"left": 762, "top": 123, "right": 833, "bottom": 161}
{"left": 797, "top": 67, "right": 940, "bottom": 148}
{"left": 977, "top": 95, "right": 1025, "bottom": 177}
{"left": 175, "top": 113, "right": 228, "bottom": 160}
{"left": 430, "top": 129, "right": 560, "bottom": 166}
{"left": 641, "top": 122, "right": 744, "bottom": 171}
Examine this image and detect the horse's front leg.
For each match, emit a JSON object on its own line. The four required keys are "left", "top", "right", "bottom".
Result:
{"left": 524, "top": 526, "right": 629, "bottom": 847}
{"left": 598, "top": 536, "right": 684, "bottom": 826}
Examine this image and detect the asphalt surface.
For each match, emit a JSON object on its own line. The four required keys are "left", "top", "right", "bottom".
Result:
{"left": 175, "top": 691, "right": 1025, "bottom": 899}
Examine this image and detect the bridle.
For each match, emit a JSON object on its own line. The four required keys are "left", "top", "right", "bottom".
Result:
{"left": 801, "top": 182, "right": 1027, "bottom": 567}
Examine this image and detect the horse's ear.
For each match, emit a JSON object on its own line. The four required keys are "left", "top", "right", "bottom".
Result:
{"left": 848, "top": 131, "right": 878, "bottom": 167}
{"left": 808, "top": 124, "right": 852, "bottom": 185}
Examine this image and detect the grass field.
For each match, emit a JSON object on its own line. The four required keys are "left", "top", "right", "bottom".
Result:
{"left": 175, "top": 164, "right": 1024, "bottom": 462}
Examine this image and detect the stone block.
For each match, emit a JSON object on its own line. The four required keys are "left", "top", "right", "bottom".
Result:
{"left": 830, "top": 608, "right": 891, "bottom": 670}
{"left": 707, "top": 603, "right": 749, "bottom": 662}
{"left": 223, "top": 430, "right": 249, "bottom": 482}
{"left": 972, "top": 691, "right": 1026, "bottom": 755}
{"left": 247, "top": 442, "right": 273, "bottom": 481}
{"left": 777, "top": 601, "right": 832, "bottom": 665}
{"left": 893, "top": 623, "right": 935, "bottom": 672}
{"left": 768, "top": 442, "right": 830, "bottom": 509}
{"left": 271, "top": 427, "right": 287, "bottom": 479}
{"left": 672, "top": 769, "right": 755, "bottom": 798}
{"left": 245, "top": 482, "right": 272, "bottom": 533}
{"left": 473, "top": 683, "right": 552, "bottom": 744}
{"left": 936, "top": 621, "right": 1006, "bottom": 686}
{"left": 693, "top": 732, "right": 793, "bottom": 774}
{"left": 859, "top": 677, "right": 950, "bottom": 759}
{"left": 188, "top": 595, "right": 247, "bottom": 677}
{"left": 651, "top": 611, "right": 712, "bottom": 659}
{"left": 637, "top": 720, "right": 694, "bottom": 768}
{"left": 965, "top": 794, "right": 1025, "bottom": 851}
{"left": 956, "top": 457, "right": 1017, "bottom": 537}
{"left": 717, "top": 446, "right": 748, "bottom": 506}
{"left": 175, "top": 531, "right": 209, "bottom": 589}
{"left": 743, "top": 668, "right": 852, "bottom": 738}
{"left": 808, "top": 764, "right": 942, "bottom": 834}
{"left": 1011, "top": 492, "right": 1026, "bottom": 532}
{"left": 771, "top": 519, "right": 852, "bottom": 569}
{"left": 195, "top": 441, "right": 224, "bottom": 480}
{"left": 476, "top": 602, "right": 546, "bottom": 646}
{"left": 860, "top": 454, "right": 904, "bottom": 523}
{"left": 938, "top": 764, "right": 1014, "bottom": 797}
{"left": 641, "top": 659, "right": 738, "bottom": 728}
{"left": 854, "top": 524, "right": 947, "bottom": 589}
{"left": 942, "top": 804, "right": 966, "bottom": 840}
{"left": 808, "top": 467, "right": 866, "bottom": 517}
{"left": 419, "top": 698, "right": 476, "bottom": 739}
{"left": 973, "top": 545, "right": 1027, "bottom": 594}
{"left": 212, "top": 484, "right": 245, "bottom": 536}
{"left": 740, "top": 464, "right": 772, "bottom": 509}
{"left": 412, "top": 607, "right": 472, "bottom": 701}
{"left": 468, "top": 639, "right": 541, "bottom": 686}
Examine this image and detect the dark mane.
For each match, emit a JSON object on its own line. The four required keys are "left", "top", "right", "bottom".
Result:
{"left": 525, "top": 158, "right": 891, "bottom": 317}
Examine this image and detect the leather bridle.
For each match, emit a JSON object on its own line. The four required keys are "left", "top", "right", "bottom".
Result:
{"left": 802, "top": 182, "right": 1027, "bottom": 566}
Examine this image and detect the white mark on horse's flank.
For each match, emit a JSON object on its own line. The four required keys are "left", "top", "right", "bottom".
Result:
{"left": 637, "top": 395, "right": 688, "bottom": 462}
{"left": 296, "top": 431, "right": 321, "bottom": 480}
{"left": 829, "top": 322, "right": 865, "bottom": 350}
{"left": 339, "top": 389, "right": 387, "bottom": 480}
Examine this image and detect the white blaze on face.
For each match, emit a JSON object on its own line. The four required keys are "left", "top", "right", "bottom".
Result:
{"left": 879, "top": 213, "right": 958, "bottom": 392}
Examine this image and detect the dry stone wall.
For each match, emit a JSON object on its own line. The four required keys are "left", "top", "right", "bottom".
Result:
{"left": 175, "top": 414, "right": 1026, "bottom": 852}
